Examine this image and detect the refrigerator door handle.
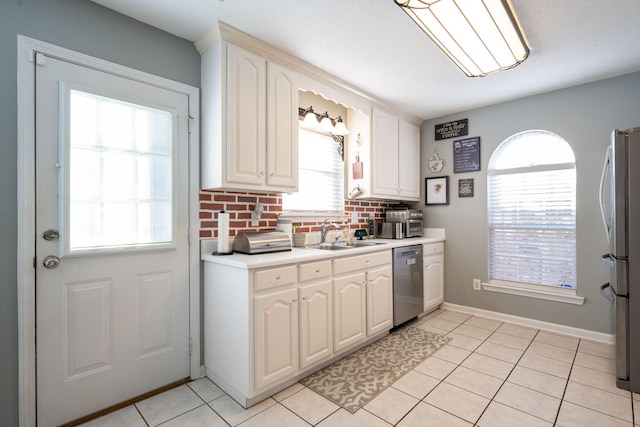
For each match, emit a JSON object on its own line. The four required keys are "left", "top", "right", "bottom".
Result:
{"left": 601, "top": 253, "right": 615, "bottom": 267}
{"left": 600, "top": 283, "right": 614, "bottom": 302}
{"left": 599, "top": 145, "right": 612, "bottom": 240}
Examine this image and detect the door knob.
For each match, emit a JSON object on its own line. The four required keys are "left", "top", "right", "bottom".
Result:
{"left": 43, "top": 255, "right": 60, "bottom": 269}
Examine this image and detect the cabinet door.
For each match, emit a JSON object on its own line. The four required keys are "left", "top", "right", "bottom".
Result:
{"left": 371, "top": 109, "right": 399, "bottom": 198}
{"left": 333, "top": 272, "right": 366, "bottom": 352}
{"left": 266, "top": 62, "right": 298, "bottom": 190}
{"left": 226, "top": 43, "right": 266, "bottom": 186}
{"left": 254, "top": 288, "right": 298, "bottom": 390}
{"left": 299, "top": 281, "right": 332, "bottom": 368}
{"left": 366, "top": 265, "right": 393, "bottom": 336}
{"left": 424, "top": 254, "right": 444, "bottom": 313}
{"left": 398, "top": 120, "right": 420, "bottom": 200}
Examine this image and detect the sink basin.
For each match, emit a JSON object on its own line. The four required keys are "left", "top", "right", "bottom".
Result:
{"left": 340, "top": 241, "right": 386, "bottom": 248}
{"left": 305, "top": 241, "right": 386, "bottom": 250}
{"left": 305, "top": 243, "right": 352, "bottom": 251}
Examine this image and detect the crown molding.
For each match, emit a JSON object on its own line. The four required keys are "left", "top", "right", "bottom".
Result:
{"left": 195, "top": 21, "right": 422, "bottom": 126}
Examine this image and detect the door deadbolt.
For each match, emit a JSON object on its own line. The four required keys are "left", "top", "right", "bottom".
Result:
{"left": 42, "top": 255, "right": 60, "bottom": 269}
{"left": 43, "top": 229, "right": 59, "bottom": 241}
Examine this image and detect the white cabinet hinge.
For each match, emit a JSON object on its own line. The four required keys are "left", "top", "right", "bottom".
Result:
{"left": 189, "top": 337, "right": 193, "bottom": 355}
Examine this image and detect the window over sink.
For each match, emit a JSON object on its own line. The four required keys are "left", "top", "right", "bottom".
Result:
{"left": 282, "top": 127, "right": 344, "bottom": 213}
{"left": 282, "top": 91, "right": 347, "bottom": 218}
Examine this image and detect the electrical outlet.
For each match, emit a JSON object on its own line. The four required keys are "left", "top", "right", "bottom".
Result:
{"left": 473, "top": 279, "right": 481, "bottom": 291}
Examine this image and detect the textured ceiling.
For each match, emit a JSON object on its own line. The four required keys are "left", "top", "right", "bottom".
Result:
{"left": 91, "top": 0, "right": 640, "bottom": 120}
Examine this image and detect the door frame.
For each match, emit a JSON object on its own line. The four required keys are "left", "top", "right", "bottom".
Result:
{"left": 17, "top": 36, "right": 201, "bottom": 427}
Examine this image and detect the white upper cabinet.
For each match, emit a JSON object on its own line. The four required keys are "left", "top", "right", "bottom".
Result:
{"left": 371, "top": 109, "right": 400, "bottom": 198}
{"left": 398, "top": 118, "right": 421, "bottom": 200}
{"left": 201, "top": 41, "right": 298, "bottom": 192}
{"left": 356, "top": 109, "right": 420, "bottom": 201}
{"left": 198, "top": 23, "right": 422, "bottom": 197}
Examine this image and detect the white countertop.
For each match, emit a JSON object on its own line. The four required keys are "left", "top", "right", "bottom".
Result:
{"left": 201, "top": 235, "right": 445, "bottom": 269}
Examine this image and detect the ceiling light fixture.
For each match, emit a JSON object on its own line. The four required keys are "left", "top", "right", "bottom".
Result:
{"left": 394, "top": 0, "right": 529, "bottom": 77}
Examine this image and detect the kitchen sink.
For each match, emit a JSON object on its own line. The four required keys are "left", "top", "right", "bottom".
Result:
{"left": 305, "top": 241, "right": 386, "bottom": 250}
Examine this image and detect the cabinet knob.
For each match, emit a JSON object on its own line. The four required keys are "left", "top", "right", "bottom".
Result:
{"left": 258, "top": 171, "right": 265, "bottom": 177}
{"left": 269, "top": 172, "right": 274, "bottom": 177}
{"left": 275, "top": 275, "right": 281, "bottom": 280}
{"left": 315, "top": 269, "right": 320, "bottom": 273}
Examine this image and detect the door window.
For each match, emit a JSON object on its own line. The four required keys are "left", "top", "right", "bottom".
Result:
{"left": 66, "top": 89, "right": 175, "bottom": 253}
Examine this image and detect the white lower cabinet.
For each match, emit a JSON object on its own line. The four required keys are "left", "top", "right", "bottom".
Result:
{"left": 333, "top": 272, "right": 367, "bottom": 352}
{"left": 254, "top": 287, "right": 299, "bottom": 390}
{"left": 204, "top": 249, "right": 394, "bottom": 408}
{"left": 423, "top": 242, "right": 444, "bottom": 314}
{"left": 366, "top": 265, "right": 393, "bottom": 336}
{"left": 299, "top": 260, "right": 333, "bottom": 369}
{"left": 333, "top": 251, "right": 393, "bottom": 352}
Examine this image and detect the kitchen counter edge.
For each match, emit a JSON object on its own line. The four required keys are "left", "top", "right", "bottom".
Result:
{"left": 201, "top": 236, "right": 445, "bottom": 269}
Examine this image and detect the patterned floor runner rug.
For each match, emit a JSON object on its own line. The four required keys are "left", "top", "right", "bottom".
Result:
{"left": 300, "top": 325, "right": 451, "bottom": 413}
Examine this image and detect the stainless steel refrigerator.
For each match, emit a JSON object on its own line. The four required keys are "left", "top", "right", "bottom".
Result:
{"left": 600, "top": 127, "right": 640, "bottom": 392}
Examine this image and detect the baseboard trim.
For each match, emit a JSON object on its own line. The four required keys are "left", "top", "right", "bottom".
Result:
{"left": 441, "top": 302, "right": 614, "bottom": 344}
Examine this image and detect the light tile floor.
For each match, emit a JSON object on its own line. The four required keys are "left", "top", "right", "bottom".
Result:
{"left": 80, "top": 309, "right": 638, "bottom": 426}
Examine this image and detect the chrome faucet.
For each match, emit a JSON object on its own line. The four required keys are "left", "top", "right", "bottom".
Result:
{"left": 320, "top": 218, "right": 341, "bottom": 243}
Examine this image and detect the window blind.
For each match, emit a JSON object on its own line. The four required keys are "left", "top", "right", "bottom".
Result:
{"left": 283, "top": 128, "right": 344, "bottom": 212}
{"left": 69, "top": 89, "right": 174, "bottom": 251}
{"left": 488, "top": 152, "right": 576, "bottom": 289}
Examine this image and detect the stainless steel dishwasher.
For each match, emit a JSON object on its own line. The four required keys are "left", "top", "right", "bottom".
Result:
{"left": 393, "top": 244, "right": 424, "bottom": 326}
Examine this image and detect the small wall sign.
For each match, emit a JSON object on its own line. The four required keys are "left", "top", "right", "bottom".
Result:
{"left": 453, "top": 136, "right": 481, "bottom": 173}
{"left": 435, "top": 118, "right": 468, "bottom": 141}
{"left": 458, "top": 178, "right": 474, "bottom": 197}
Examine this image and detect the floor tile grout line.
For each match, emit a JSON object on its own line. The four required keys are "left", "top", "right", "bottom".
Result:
{"left": 420, "top": 314, "right": 507, "bottom": 425}
{"left": 552, "top": 337, "right": 580, "bottom": 426}
{"left": 438, "top": 314, "right": 571, "bottom": 425}
{"left": 557, "top": 352, "right": 636, "bottom": 426}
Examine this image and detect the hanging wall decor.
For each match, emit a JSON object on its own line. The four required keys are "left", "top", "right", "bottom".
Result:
{"left": 453, "top": 136, "right": 481, "bottom": 173}
{"left": 425, "top": 176, "right": 449, "bottom": 205}
{"left": 458, "top": 178, "right": 474, "bottom": 197}
{"left": 428, "top": 148, "right": 446, "bottom": 173}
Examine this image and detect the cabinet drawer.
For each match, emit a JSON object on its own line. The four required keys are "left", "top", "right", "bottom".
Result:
{"left": 423, "top": 242, "right": 444, "bottom": 255}
{"left": 255, "top": 265, "right": 297, "bottom": 291}
{"left": 333, "top": 251, "right": 391, "bottom": 275}
{"left": 299, "top": 260, "right": 332, "bottom": 282}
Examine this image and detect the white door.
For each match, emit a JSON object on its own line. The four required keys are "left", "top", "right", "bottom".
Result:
{"left": 35, "top": 54, "right": 191, "bottom": 426}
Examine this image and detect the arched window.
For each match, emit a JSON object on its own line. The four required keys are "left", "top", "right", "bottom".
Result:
{"left": 488, "top": 130, "right": 576, "bottom": 291}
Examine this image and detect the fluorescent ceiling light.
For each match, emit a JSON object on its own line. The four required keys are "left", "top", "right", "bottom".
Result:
{"left": 394, "top": 0, "right": 529, "bottom": 77}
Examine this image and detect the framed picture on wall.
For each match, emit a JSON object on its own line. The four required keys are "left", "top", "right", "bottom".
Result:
{"left": 425, "top": 176, "right": 449, "bottom": 205}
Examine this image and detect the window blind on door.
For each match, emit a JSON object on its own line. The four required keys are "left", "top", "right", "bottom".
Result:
{"left": 68, "top": 89, "right": 174, "bottom": 251}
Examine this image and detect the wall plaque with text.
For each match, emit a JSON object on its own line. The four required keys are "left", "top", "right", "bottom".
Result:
{"left": 435, "top": 118, "right": 468, "bottom": 141}
{"left": 453, "top": 136, "right": 481, "bottom": 173}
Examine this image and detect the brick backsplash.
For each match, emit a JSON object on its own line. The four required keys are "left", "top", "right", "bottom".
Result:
{"left": 199, "top": 190, "right": 396, "bottom": 238}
